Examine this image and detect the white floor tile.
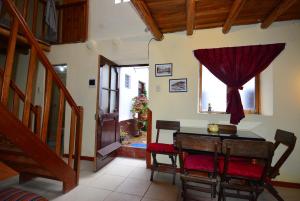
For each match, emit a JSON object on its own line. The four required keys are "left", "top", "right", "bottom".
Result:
{"left": 103, "top": 164, "right": 135, "bottom": 177}
{"left": 52, "top": 185, "right": 111, "bottom": 201}
{"left": 88, "top": 174, "right": 126, "bottom": 191}
{"left": 116, "top": 178, "right": 151, "bottom": 196}
{"left": 104, "top": 192, "right": 142, "bottom": 201}
{"left": 128, "top": 167, "right": 151, "bottom": 181}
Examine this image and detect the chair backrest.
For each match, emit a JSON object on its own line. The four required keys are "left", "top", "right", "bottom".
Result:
{"left": 217, "top": 124, "right": 237, "bottom": 134}
{"left": 155, "top": 120, "right": 180, "bottom": 143}
{"left": 176, "top": 134, "right": 221, "bottom": 175}
{"left": 176, "top": 134, "right": 221, "bottom": 153}
{"left": 222, "top": 139, "right": 274, "bottom": 180}
{"left": 222, "top": 139, "right": 274, "bottom": 159}
{"left": 269, "top": 129, "right": 297, "bottom": 178}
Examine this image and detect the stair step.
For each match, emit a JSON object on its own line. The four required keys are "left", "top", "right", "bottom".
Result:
{"left": 4, "top": 161, "right": 53, "bottom": 178}
{"left": 0, "top": 138, "right": 23, "bottom": 153}
{"left": 0, "top": 152, "right": 37, "bottom": 166}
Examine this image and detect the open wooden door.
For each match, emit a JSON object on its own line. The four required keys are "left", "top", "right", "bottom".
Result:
{"left": 95, "top": 56, "right": 121, "bottom": 171}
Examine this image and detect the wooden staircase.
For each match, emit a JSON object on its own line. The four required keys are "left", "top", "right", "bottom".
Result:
{"left": 0, "top": 0, "right": 83, "bottom": 193}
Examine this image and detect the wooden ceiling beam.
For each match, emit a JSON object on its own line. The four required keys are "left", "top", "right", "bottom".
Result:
{"left": 131, "top": 0, "right": 163, "bottom": 41}
{"left": 261, "top": 0, "right": 297, "bottom": 29}
{"left": 186, "top": 0, "right": 196, "bottom": 35}
{"left": 223, "top": 0, "right": 246, "bottom": 34}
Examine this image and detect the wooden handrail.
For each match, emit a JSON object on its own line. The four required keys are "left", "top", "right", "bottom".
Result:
{"left": 3, "top": 0, "right": 80, "bottom": 115}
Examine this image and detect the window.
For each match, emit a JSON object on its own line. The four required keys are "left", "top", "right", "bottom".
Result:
{"left": 199, "top": 64, "right": 260, "bottom": 114}
{"left": 125, "top": 74, "right": 130, "bottom": 89}
{"left": 114, "top": 0, "right": 130, "bottom": 4}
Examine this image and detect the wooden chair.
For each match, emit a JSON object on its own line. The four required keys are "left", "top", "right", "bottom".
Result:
{"left": 264, "top": 129, "right": 297, "bottom": 201}
{"left": 176, "top": 134, "right": 221, "bottom": 200}
{"left": 146, "top": 120, "right": 180, "bottom": 184}
{"left": 218, "top": 139, "right": 274, "bottom": 201}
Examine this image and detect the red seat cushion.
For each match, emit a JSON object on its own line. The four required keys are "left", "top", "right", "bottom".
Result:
{"left": 218, "top": 157, "right": 264, "bottom": 180}
{"left": 184, "top": 154, "right": 215, "bottom": 172}
{"left": 146, "top": 143, "right": 176, "bottom": 153}
{"left": 0, "top": 188, "right": 48, "bottom": 201}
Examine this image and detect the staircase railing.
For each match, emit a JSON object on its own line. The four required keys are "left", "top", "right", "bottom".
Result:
{"left": 0, "top": 68, "right": 41, "bottom": 136}
{"left": 1, "top": 0, "right": 83, "bottom": 185}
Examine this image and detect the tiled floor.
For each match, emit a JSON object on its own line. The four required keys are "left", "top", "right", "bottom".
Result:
{"left": 0, "top": 157, "right": 300, "bottom": 201}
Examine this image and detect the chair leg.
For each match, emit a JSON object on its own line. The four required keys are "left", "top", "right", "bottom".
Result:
{"left": 218, "top": 185, "right": 223, "bottom": 201}
{"left": 150, "top": 153, "right": 157, "bottom": 181}
{"left": 170, "top": 154, "right": 177, "bottom": 185}
{"left": 181, "top": 177, "right": 186, "bottom": 201}
{"left": 265, "top": 182, "right": 285, "bottom": 201}
{"left": 212, "top": 183, "right": 217, "bottom": 198}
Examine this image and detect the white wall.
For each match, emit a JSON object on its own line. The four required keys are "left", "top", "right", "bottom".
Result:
{"left": 149, "top": 21, "right": 300, "bottom": 183}
{"left": 47, "top": 43, "right": 99, "bottom": 157}
{"left": 46, "top": 39, "right": 150, "bottom": 157}
{"left": 119, "top": 67, "right": 149, "bottom": 121}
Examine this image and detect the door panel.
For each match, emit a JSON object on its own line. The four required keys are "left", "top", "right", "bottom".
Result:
{"left": 95, "top": 56, "right": 120, "bottom": 171}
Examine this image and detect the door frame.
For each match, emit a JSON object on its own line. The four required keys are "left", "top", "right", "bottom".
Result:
{"left": 94, "top": 57, "right": 150, "bottom": 169}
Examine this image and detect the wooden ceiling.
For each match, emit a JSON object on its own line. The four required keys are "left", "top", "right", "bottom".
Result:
{"left": 131, "top": 0, "right": 300, "bottom": 40}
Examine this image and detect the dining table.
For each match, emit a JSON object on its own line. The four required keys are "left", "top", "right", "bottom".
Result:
{"left": 173, "top": 127, "right": 265, "bottom": 146}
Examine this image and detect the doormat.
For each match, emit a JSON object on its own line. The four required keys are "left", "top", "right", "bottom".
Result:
{"left": 130, "top": 143, "right": 147, "bottom": 149}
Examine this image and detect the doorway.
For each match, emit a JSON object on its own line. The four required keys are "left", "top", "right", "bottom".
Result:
{"left": 95, "top": 56, "right": 149, "bottom": 171}
{"left": 47, "top": 64, "right": 67, "bottom": 151}
{"left": 118, "top": 66, "right": 149, "bottom": 159}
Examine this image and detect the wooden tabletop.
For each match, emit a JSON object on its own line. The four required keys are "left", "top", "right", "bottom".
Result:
{"left": 174, "top": 127, "right": 265, "bottom": 141}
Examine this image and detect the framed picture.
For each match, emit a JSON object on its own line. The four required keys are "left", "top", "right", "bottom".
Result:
{"left": 155, "top": 63, "right": 172, "bottom": 77}
{"left": 169, "top": 78, "right": 187, "bottom": 93}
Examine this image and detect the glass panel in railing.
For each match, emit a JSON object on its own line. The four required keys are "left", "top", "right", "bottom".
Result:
{"left": 0, "top": 2, "right": 12, "bottom": 28}
{"left": 47, "top": 81, "right": 60, "bottom": 151}
{"left": 12, "top": 52, "right": 29, "bottom": 93}
{"left": 26, "top": 0, "right": 35, "bottom": 30}
{"left": 35, "top": 0, "right": 45, "bottom": 40}
{"left": 32, "top": 61, "right": 46, "bottom": 107}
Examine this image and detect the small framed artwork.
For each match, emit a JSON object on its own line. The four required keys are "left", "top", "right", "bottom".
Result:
{"left": 169, "top": 78, "right": 187, "bottom": 93}
{"left": 155, "top": 63, "right": 172, "bottom": 77}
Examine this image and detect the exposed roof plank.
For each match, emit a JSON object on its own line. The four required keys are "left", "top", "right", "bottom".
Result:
{"left": 131, "top": 0, "right": 163, "bottom": 41}
{"left": 261, "top": 0, "right": 298, "bottom": 29}
{"left": 131, "top": 0, "right": 300, "bottom": 40}
{"left": 223, "top": 0, "right": 247, "bottom": 34}
{"left": 186, "top": 0, "right": 196, "bottom": 35}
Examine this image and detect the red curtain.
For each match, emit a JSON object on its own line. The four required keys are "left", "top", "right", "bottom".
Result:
{"left": 194, "top": 43, "right": 285, "bottom": 124}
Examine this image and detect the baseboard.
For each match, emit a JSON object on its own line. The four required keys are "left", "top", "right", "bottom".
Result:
{"left": 62, "top": 154, "right": 95, "bottom": 161}
{"left": 271, "top": 181, "right": 300, "bottom": 189}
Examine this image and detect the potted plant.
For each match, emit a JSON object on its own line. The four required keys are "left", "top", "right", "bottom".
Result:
{"left": 120, "top": 127, "right": 128, "bottom": 144}
{"left": 131, "top": 94, "right": 149, "bottom": 135}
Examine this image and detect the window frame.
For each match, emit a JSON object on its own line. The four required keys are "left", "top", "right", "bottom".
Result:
{"left": 199, "top": 64, "right": 261, "bottom": 114}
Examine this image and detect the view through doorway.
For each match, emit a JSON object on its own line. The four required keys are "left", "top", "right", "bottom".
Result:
{"left": 118, "top": 65, "right": 149, "bottom": 158}
{"left": 95, "top": 56, "right": 149, "bottom": 171}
